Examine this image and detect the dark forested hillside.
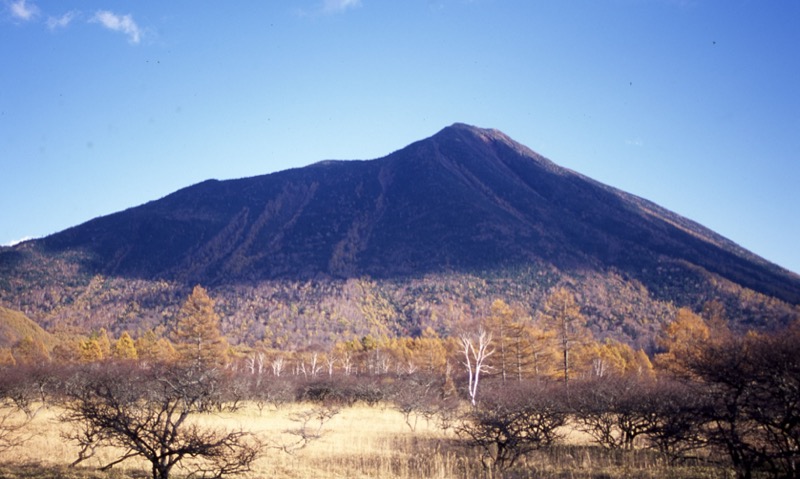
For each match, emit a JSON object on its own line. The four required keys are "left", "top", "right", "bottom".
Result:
{"left": 1, "top": 123, "right": 798, "bottom": 347}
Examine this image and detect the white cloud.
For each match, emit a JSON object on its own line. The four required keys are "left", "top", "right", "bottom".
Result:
{"left": 322, "top": 0, "right": 362, "bottom": 13}
{"left": 46, "top": 10, "right": 77, "bottom": 30}
{"left": 9, "top": 0, "right": 39, "bottom": 21}
{"left": 91, "top": 10, "right": 141, "bottom": 44}
{"left": 2, "top": 236, "right": 33, "bottom": 247}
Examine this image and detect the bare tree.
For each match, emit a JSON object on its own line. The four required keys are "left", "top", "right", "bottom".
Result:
{"left": 59, "top": 363, "right": 261, "bottom": 479}
{"left": 460, "top": 327, "right": 494, "bottom": 406}
{"left": 570, "top": 375, "right": 659, "bottom": 450}
{"left": 278, "top": 405, "right": 340, "bottom": 453}
{"left": 271, "top": 356, "right": 286, "bottom": 377}
{"left": 642, "top": 378, "right": 708, "bottom": 463}
{"left": 680, "top": 328, "right": 800, "bottom": 479}
{"left": 0, "top": 366, "right": 42, "bottom": 452}
{"left": 389, "top": 374, "right": 444, "bottom": 432}
{"left": 0, "top": 400, "right": 31, "bottom": 453}
{"left": 456, "top": 381, "right": 567, "bottom": 474}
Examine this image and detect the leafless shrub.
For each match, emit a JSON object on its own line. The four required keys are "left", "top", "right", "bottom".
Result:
{"left": 277, "top": 405, "right": 340, "bottom": 453}
{"left": 570, "top": 375, "right": 658, "bottom": 450}
{"left": 680, "top": 329, "right": 800, "bottom": 479}
{"left": 58, "top": 362, "right": 262, "bottom": 479}
{"left": 455, "top": 381, "right": 568, "bottom": 474}
{"left": 390, "top": 373, "right": 453, "bottom": 432}
{"left": 641, "top": 378, "right": 709, "bottom": 463}
{"left": 250, "top": 376, "right": 295, "bottom": 413}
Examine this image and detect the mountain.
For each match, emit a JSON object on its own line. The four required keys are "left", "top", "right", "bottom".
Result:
{"left": 1, "top": 124, "right": 798, "bottom": 347}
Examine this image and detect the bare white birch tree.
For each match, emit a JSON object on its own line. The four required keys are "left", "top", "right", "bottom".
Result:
{"left": 460, "top": 327, "right": 495, "bottom": 406}
{"left": 271, "top": 356, "right": 285, "bottom": 377}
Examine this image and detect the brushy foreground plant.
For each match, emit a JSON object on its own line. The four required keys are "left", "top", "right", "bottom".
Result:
{"left": 455, "top": 381, "right": 568, "bottom": 474}
{"left": 58, "top": 362, "right": 262, "bottom": 479}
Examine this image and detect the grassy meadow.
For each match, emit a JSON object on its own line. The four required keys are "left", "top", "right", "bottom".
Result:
{"left": 0, "top": 401, "right": 729, "bottom": 479}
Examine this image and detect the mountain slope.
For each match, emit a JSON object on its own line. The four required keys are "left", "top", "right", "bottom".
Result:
{"left": 1, "top": 123, "right": 798, "bottom": 344}
{"left": 27, "top": 123, "right": 800, "bottom": 300}
{"left": 0, "top": 306, "right": 54, "bottom": 350}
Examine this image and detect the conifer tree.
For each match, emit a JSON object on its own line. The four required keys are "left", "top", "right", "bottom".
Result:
{"left": 172, "top": 286, "right": 228, "bottom": 367}
{"left": 79, "top": 338, "right": 104, "bottom": 363}
{"left": 485, "top": 299, "right": 533, "bottom": 382}
{"left": 538, "top": 287, "right": 588, "bottom": 386}
{"left": 135, "top": 330, "right": 178, "bottom": 363}
{"left": 655, "top": 307, "right": 710, "bottom": 374}
{"left": 113, "top": 331, "right": 138, "bottom": 360}
{"left": 485, "top": 299, "right": 515, "bottom": 382}
{"left": 95, "top": 329, "right": 112, "bottom": 359}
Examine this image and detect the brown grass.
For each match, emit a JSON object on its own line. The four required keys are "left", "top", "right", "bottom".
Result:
{"left": 0, "top": 403, "right": 729, "bottom": 479}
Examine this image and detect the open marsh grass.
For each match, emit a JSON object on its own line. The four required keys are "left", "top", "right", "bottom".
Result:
{"left": 0, "top": 403, "right": 728, "bottom": 479}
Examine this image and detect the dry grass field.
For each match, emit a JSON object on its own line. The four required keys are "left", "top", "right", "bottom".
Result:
{"left": 0, "top": 402, "right": 728, "bottom": 479}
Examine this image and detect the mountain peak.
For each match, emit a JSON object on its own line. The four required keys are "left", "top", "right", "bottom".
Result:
{"left": 423, "top": 123, "right": 559, "bottom": 175}
{"left": 438, "top": 122, "right": 516, "bottom": 145}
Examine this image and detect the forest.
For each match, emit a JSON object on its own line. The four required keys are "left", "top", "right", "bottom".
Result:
{"left": 0, "top": 285, "right": 798, "bottom": 479}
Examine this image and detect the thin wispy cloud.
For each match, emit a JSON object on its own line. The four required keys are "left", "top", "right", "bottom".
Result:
{"left": 46, "top": 11, "right": 77, "bottom": 30}
{"left": 91, "top": 10, "right": 142, "bottom": 44}
{"left": 2, "top": 236, "right": 33, "bottom": 247}
{"left": 322, "top": 0, "right": 362, "bottom": 14}
{"left": 9, "top": 0, "right": 39, "bottom": 21}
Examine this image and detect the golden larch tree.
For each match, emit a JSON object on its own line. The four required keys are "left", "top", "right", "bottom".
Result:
{"left": 113, "top": 331, "right": 138, "bottom": 360}
{"left": 485, "top": 299, "right": 516, "bottom": 382}
{"left": 135, "top": 329, "right": 178, "bottom": 363}
{"left": 655, "top": 307, "right": 710, "bottom": 374}
{"left": 538, "top": 287, "right": 589, "bottom": 386}
{"left": 172, "top": 285, "right": 228, "bottom": 367}
{"left": 79, "top": 338, "right": 104, "bottom": 363}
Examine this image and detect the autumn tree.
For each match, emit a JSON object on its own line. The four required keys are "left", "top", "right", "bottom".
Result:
{"left": 135, "top": 330, "right": 177, "bottom": 364}
{"left": 655, "top": 307, "right": 709, "bottom": 374}
{"left": 525, "top": 324, "right": 557, "bottom": 381}
{"left": 79, "top": 338, "right": 104, "bottom": 363}
{"left": 485, "top": 299, "right": 531, "bottom": 382}
{"left": 112, "top": 332, "right": 138, "bottom": 360}
{"left": 0, "top": 349, "right": 14, "bottom": 367}
{"left": 172, "top": 286, "right": 229, "bottom": 367}
{"left": 538, "top": 287, "right": 588, "bottom": 386}
{"left": 702, "top": 299, "right": 731, "bottom": 339}
{"left": 412, "top": 331, "right": 450, "bottom": 374}
{"left": 581, "top": 338, "right": 654, "bottom": 379}
{"left": 95, "top": 329, "right": 112, "bottom": 359}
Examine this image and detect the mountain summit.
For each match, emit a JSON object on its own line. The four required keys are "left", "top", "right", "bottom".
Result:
{"left": 2, "top": 124, "right": 798, "bottom": 343}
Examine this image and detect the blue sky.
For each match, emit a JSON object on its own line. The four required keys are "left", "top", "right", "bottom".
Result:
{"left": 2, "top": 0, "right": 799, "bottom": 274}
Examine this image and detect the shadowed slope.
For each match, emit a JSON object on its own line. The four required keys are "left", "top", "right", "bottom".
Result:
{"left": 22, "top": 123, "right": 797, "bottom": 303}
